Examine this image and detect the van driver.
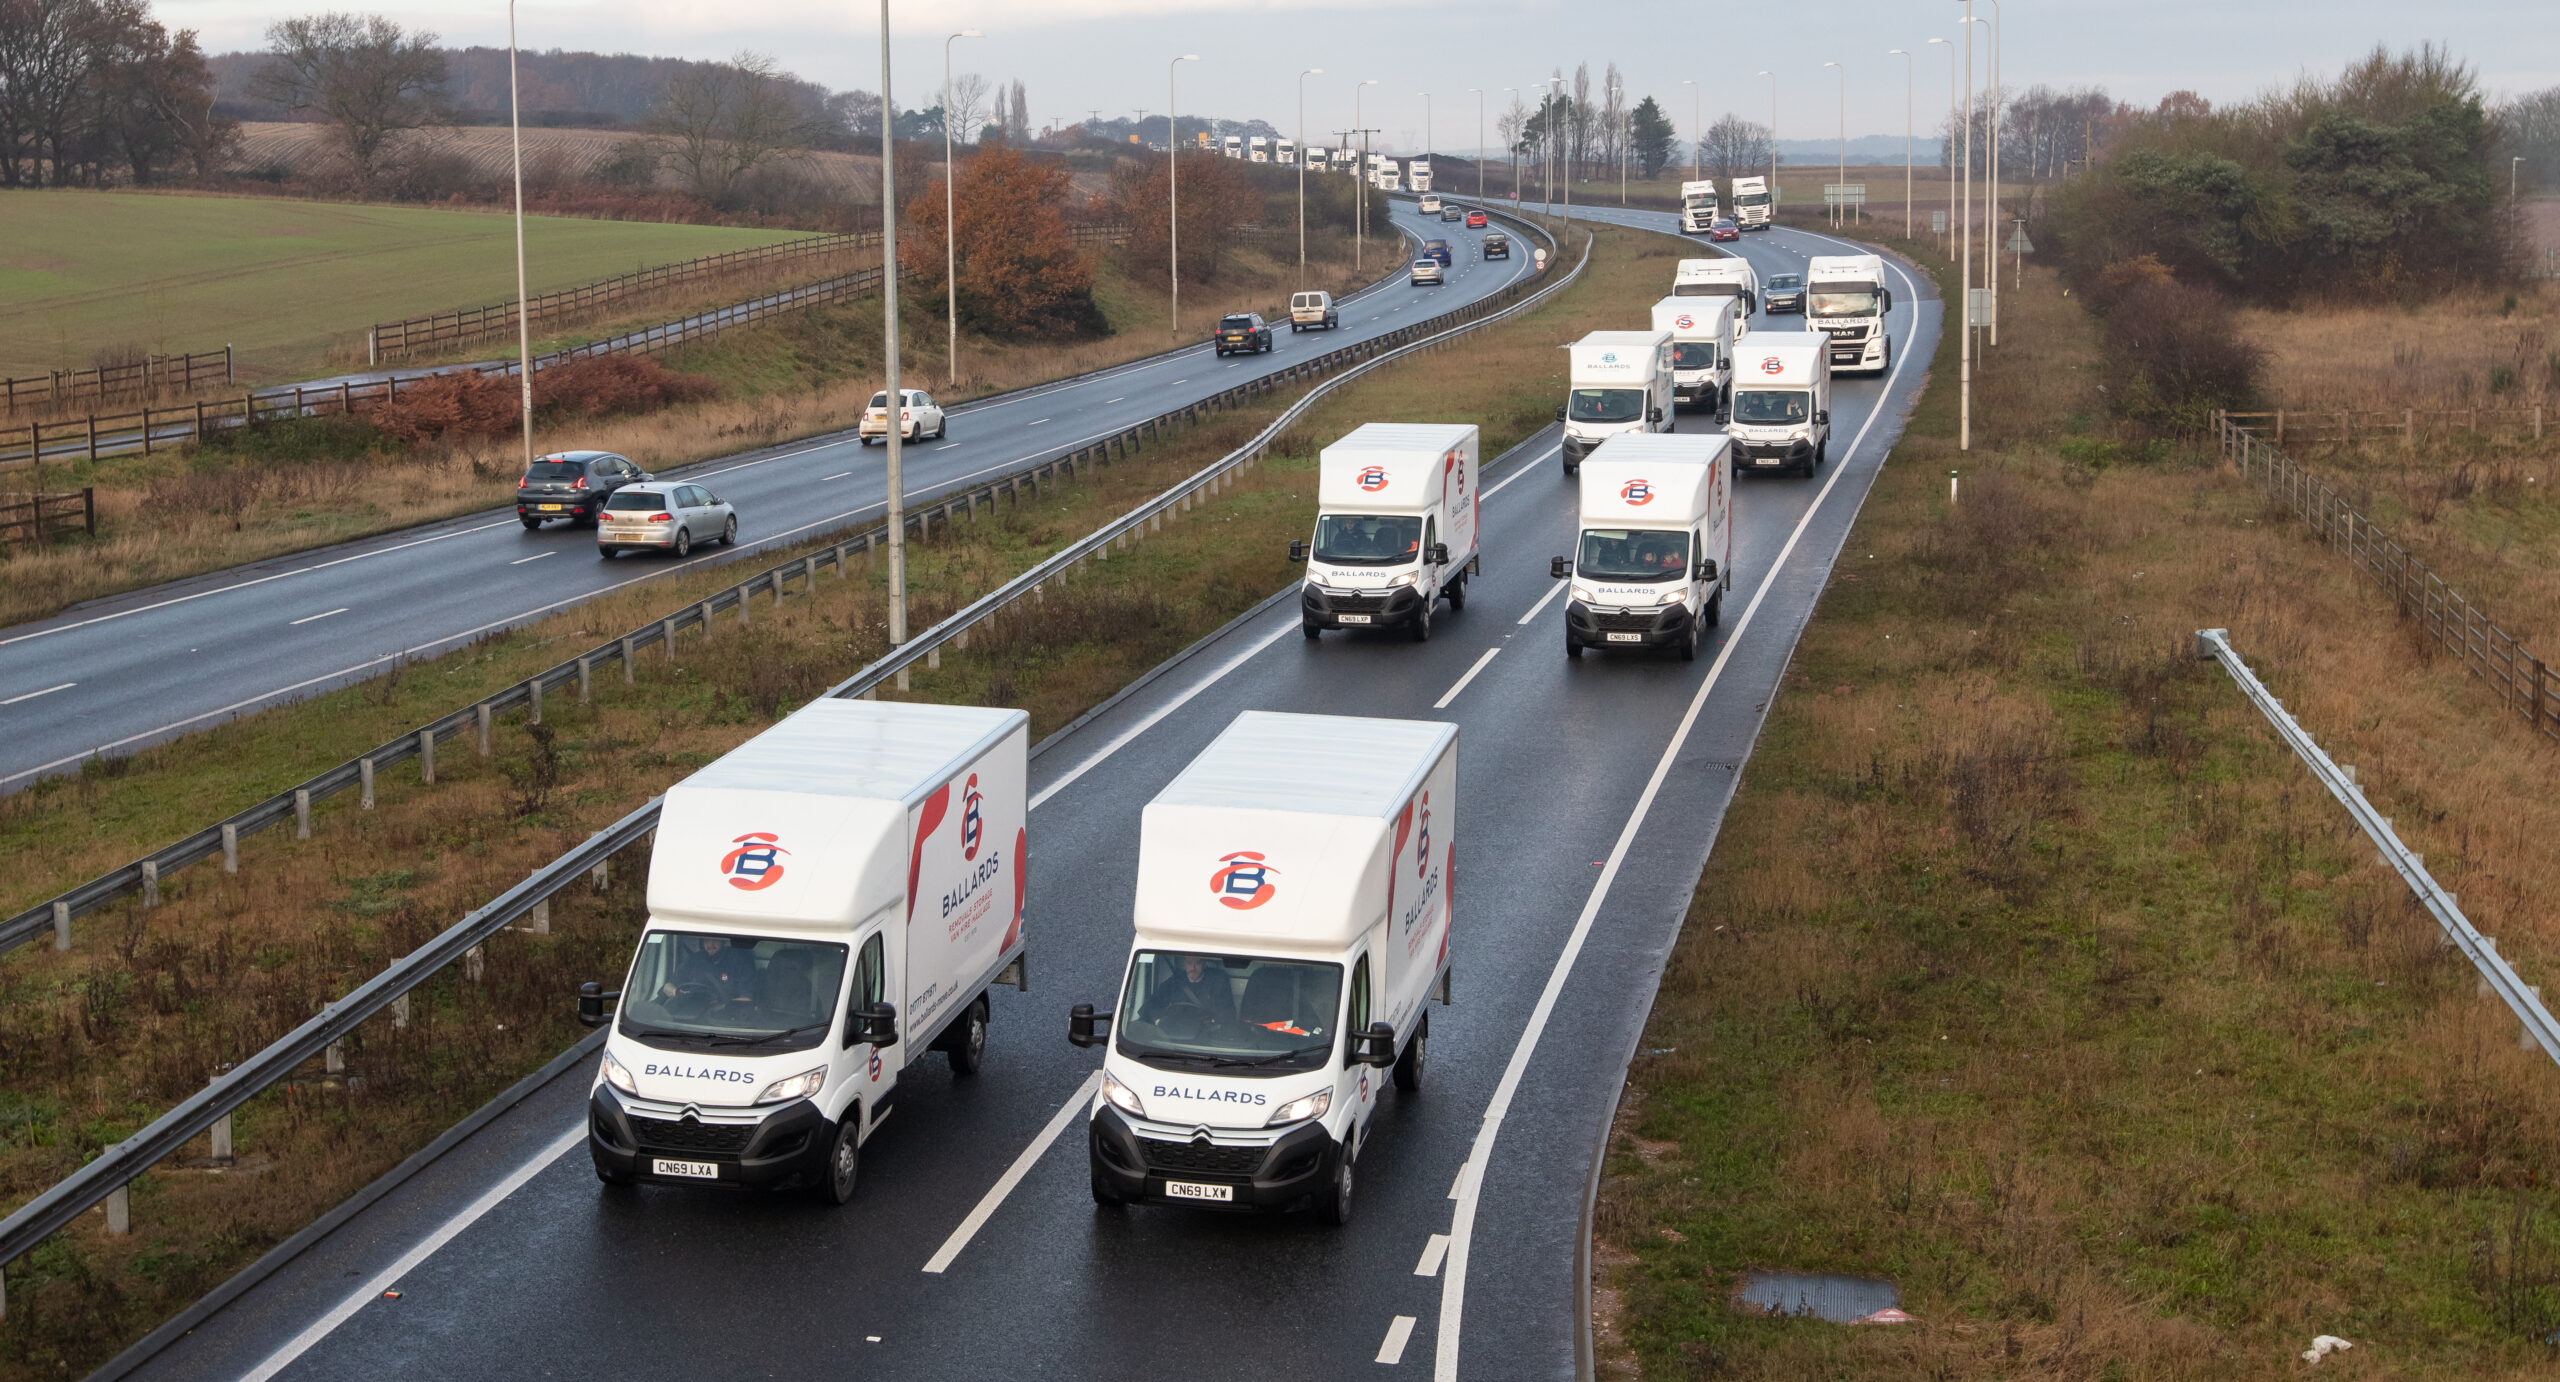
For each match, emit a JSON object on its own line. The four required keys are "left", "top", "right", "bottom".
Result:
{"left": 1155, "top": 954, "right": 1237, "bottom": 1030}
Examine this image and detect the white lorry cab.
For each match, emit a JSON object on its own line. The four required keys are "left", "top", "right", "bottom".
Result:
{"left": 1679, "top": 179, "right": 1720, "bottom": 233}
{"left": 1408, "top": 158, "right": 1433, "bottom": 193}
{"left": 1223, "top": 135, "right": 1243, "bottom": 159}
{"left": 1651, "top": 294, "right": 1744, "bottom": 419}
{"left": 578, "top": 700, "right": 1031, "bottom": 1204}
{"left": 1673, "top": 257, "right": 1759, "bottom": 316}
{"left": 1727, "top": 334, "right": 1832, "bottom": 476}
{"left": 1070, "top": 710, "right": 1456, "bottom": 1224}
{"left": 1559, "top": 330, "right": 1675, "bottom": 474}
{"left": 1290, "top": 422, "right": 1481, "bottom": 640}
{"left": 1804, "top": 254, "right": 1895, "bottom": 374}
{"left": 1554, "top": 433, "right": 1735, "bottom": 660}
{"left": 1730, "top": 174, "right": 1773, "bottom": 230}
{"left": 1248, "top": 136, "right": 1270, "bottom": 163}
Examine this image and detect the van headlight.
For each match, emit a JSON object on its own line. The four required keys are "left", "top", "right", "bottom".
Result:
{"left": 1267, "top": 1088, "right": 1331, "bottom": 1127}
{"left": 600, "top": 1048, "right": 637, "bottom": 1096}
{"left": 1571, "top": 584, "right": 1599, "bottom": 603}
{"left": 1102, "top": 1069, "right": 1146, "bottom": 1119}
{"left": 1388, "top": 571, "right": 1419, "bottom": 587}
{"left": 1790, "top": 427, "right": 1810, "bottom": 441}
{"left": 755, "top": 1066, "right": 827, "bottom": 1105}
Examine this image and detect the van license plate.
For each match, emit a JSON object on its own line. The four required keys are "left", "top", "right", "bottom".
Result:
{"left": 651, "top": 1159, "right": 720, "bottom": 1179}
{"left": 1163, "top": 1180, "right": 1233, "bottom": 1202}
{"left": 1335, "top": 614, "right": 1372, "bottom": 625}
{"left": 1607, "top": 632, "right": 1645, "bottom": 643}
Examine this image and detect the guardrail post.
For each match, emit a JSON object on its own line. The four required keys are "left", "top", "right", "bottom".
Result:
{"left": 141, "top": 860, "right": 159, "bottom": 907}
{"left": 325, "top": 1038, "right": 345, "bottom": 1076}
{"left": 53, "top": 901, "right": 69, "bottom": 950}
{"left": 664, "top": 617, "right": 681, "bottom": 664}
{"left": 590, "top": 860, "right": 609, "bottom": 890}
{"left": 104, "top": 1185, "right": 128, "bottom": 1236}
{"left": 359, "top": 756, "right": 376, "bottom": 808}
{"left": 620, "top": 637, "right": 636, "bottom": 685}
{"left": 577, "top": 658, "right": 591, "bottom": 702}
{"left": 529, "top": 899, "right": 550, "bottom": 934}
{"left": 295, "top": 788, "right": 311, "bottom": 839}
{"left": 221, "top": 824, "right": 238, "bottom": 874}
{"left": 738, "top": 585, "right": 751, "bottom": 625}
{"left": 466, "top": 944, "right": 485, "bottom": 982}
{"left": 418, "top": 729, "right": 435, "bottom": 784}
{"left": 392, "top": 993, "right": 410, "bottom": 1029}
{"left": 529, "top": 678, "right": 544, "bottom": 725}
{"left": 210, "top": 1112, "right": 233, "bottom": 1164}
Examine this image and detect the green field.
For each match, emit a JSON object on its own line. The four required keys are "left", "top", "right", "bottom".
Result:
{"left": 0, "top": 191, "right": 809, "bottom": 383}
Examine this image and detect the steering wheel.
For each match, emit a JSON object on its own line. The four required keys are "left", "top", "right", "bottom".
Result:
{"left": 665, "top": 980, "right": 716, "bottom": 1017}
{"left": 1154, "top": 1000, "right": 1210, "bottom": 1042}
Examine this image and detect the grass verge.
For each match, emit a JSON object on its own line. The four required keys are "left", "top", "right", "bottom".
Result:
{"left": 1592, "top": 235, "right": 2560, "bottom": 1377}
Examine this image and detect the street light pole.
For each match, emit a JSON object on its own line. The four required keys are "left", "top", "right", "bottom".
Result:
{"left": 1613, "top": 79, "right": 1626, "bottom": 206}
{"left": 1985, "top": 0, "right": 2002, "bottom": 346}
{"left": 1467, "top": 88, "right": 1484, "bottom": 204}
{"left": 878, "top": 0, "right": 909, "bottom": 660}
{"left": 1355, "top": 79, "right": 1378, "bottom": 268}
{"left": 1888, "top": 49, "right": 1912, "bottom": 240}
{"left": 1168, "top": 54, "right": 1199, "bottom": 342}
{"left": 1419, "top": 90, "right": 1431, "bottom": 185}
{"left": 943, "top": 28, "right": 979, "bottom": 390}
{"left": 1680, "top": 79, "right": 1697, "bottom": 183}
{"left": 1298, "top": 68, "right": 1322, "bottom": 270}
{"left": 1823, "top": 61, "right": 1844, "bottom": 228}
{"left": 1960, "top": 1, "right": 1975, "bottom": 453}
{"left": 1502, "top": 87, "right": 1518, "bottom": 203}
{"left": 509, "top": 0, "right": 535, "bottom": 473}
{"left": 1757, "top": 69, "right": 1776, "bottom": 221}
{"left": 1929, "top": 37, "right": 1954, "bottom": 255}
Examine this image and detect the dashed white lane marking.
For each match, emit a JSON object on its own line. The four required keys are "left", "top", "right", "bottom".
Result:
{"left": 1516, "top": 580, "right": 1568, "bottom": 626}
{"left": 1477, "top": 445, "right": 1557, "bottom": 502}
{"left": 1104, "top": 397, "right": 1125, "bottom": 403}
{"left": 508, "top": 552, "right": 554, "bottom": 565}
{"left": 1028, "top": 418, "right": 1051, "bottom": 426}
{"left": 920, "top": 1071, "right": 1102, "bottom": 1274}
{"left": 1414, "top": 1234, "right": 1452, "bottom": 1277}
{"left": 1377, "top": 1316, "right": 1418, "bottom": 1364}
{"left": 821, "top": 471, "right": 855, "bottom": 480}
{"left": 1431, "top": 647, "right": 1501, "bottom": 710}
{"left": 288, "top": 608, "right": 349, "bottom": 625}
{"left": 1, "top": 682, "right": 74, "bottom": 706}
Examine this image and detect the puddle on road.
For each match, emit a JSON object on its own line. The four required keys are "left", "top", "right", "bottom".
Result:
{"left": 1735, "top": 1271, "right": 1900, "bottom": 1323}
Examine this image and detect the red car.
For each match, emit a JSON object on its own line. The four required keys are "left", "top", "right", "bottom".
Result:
{"left": 1708, "top": 218, "right": 1741, "bottom": 242}
{"left": 1465, "top": 209, "right": 1488, "bottom": 228}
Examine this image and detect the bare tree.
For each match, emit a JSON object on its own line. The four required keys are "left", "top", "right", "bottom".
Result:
{"left": 1599, "top": 61, "right": 1626, "bottom": 181}
{"left": 945, "top": 72, "right": 991, "bottom": 145}
{"left": 648, "top": 50, "right": 820, "bottom": 206}
{"left": 827, "top": 87, "right": 880, "bottom": 139}
{"left": 252, "top": 12, "right": 445, "bottom": 189}
{"left": 1005, "top": 78, "right": 1027, "bottom": 144}
{"left": 1699, "top": 112, "right": 1770, "bottom": 185}
{"left": 0, "top": 0, "right": 105, "bottom": 185}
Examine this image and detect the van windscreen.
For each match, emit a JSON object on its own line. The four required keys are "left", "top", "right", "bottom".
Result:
{"left": 1115, "top": 951, "right": 1344, "bottom": 1076}
{"left": 1313, "top": 513, "right": 1422, "bottom": 566}
{"left": 1577, "top": 528, "right": 1689, "bottom": 582}
{"left": 1671, "top": 343, "right": 1715, "bottom": 370}
{"left": 616, "top": 930, "right": 849, "bottom": 1054}
{"left": 1673, "top": 281, "right": 1739, "bottom": 298}
{"left": 1568, "top": 388, "right": 1647, "bottom": 424}
{"left": 1732, "top": 389, "right": 1811, "bottom": 425}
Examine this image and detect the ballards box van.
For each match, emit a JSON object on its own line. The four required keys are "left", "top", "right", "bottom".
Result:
{"left": 1728, "top": 335, "right": 1832, "bottom": 476}
{"left": 1555, "top": 434, "right": 1734, "bottom": 660}
{"left": 1559, "top": 331, "right": 1675, "bottom": 473}
{"left": 1070, "top": 710, "right": 1456, "bottom": 1224}
{"left": 1650, "top": 294, "right": 1745, "bottom": 418}
{"left": 578, "top": 700, "right": 1030, "bottom": 1204}
{"left": 1679, "top": 179, "right": 1719, "bottom": 233}
{"left": 1804, "top": 254, "right": 1894, "bottom": 374}
{"left": 1290, "top": 422, "right": 1481, "bottom": 640}
{"left": 1673, "top": 257, "right": 1759, "bottom": 315}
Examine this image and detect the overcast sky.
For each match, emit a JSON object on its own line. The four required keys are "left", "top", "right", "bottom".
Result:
{"left": 170, "top": 0, "right": 2559, "bottom": 155}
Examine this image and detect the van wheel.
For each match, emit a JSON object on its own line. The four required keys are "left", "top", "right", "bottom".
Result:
{"left": 1393, "top": 1016, "right": 1427, "bottom": 1091}
{"left": 1409, "top": 602, "right": 1432, "bottom": 642}
{"left": 1705, "top": 587, "right": 1724, "bottom": 628}
{"left": 1445, "top": 576, "right": 1466, "bottom": 611}
{"left": 815, "top": 1116, "right": 860, "bottom": 1205}
{"left": 1303, "top": 620, "right": 1322, "bottom": 641}
{"left": 1565, "top": 637, "right": 1583, "bottom": 659}
{"left": 1317, "top": 1136, "right": 1357, "bottom": 1226}
{"left": 1092, "top": 1169, "right": 1126, "bottom": 1206}
{"left": 946, "top": 997, "right": 988, "bottom": 1077}
{"left": 1679, "top": 620, "right": 1700, "bottom": 662}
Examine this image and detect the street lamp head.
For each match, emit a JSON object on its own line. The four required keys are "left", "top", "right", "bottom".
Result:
{"left": 1176, "top": 53, "right": 1200, "bottom": 63}
{"left": 1888, "top": 48, "right": 1908, "bottom": 55}
{"left": 1304, "top": 68, "right": 1323, "bottom": 76}
{"left": 957, "top": 28, "right": 980, "bottom": 37}
{"left": 1927, "top": 36, "right": 1949, "bottom": 44}
{"left": 1824, "top": 61, "right": 1840, "bottom": 68}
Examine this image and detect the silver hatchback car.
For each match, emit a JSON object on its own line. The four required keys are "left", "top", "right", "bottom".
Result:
{"left": 597, "top": 483, "right": 737, "bottom": 559}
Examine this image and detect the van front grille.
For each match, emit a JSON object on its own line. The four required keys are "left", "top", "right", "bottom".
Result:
{"left": 1140, "top": 1137, "right": 1266, "bottom": 1176}
{"left": 630, "top": 1115, "right": 755, "bottom": 1156}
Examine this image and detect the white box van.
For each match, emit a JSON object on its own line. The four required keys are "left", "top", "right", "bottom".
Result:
{"left": 578, "top": 700, "right": 1030, "bottom": 1204}
{"left": 1559, "top": 330, "right": 1675, "bottom": 474}
{"left": 1553, "top": 434, "right": 1734, "bottom": 660}
{"left": 1679, "top": 179, "right": 1719, "bottom": 233}
{"left": 1289, "top": 290, "right": 1339, "bottom": 331}
{"left": 1804, "top": 254, "right": 1894, "bottom": 374}
{"left": 1650, "top": 295, "right": 1744, "bottom": 419}
{"left": 1290, "top": 422, "right": 1480, "bottom": 640}
{"left": 1673, "top": 257, "right": 1759, "bottom": 316}
{"left": 1070, "top": 710, "right": 1456, "bottom": 1224}
{"left": 1728, "top": 335, "right": 1832, "bottom": 476}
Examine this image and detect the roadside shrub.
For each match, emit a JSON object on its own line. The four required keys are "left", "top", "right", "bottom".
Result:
{"left": 902, "top": 143, "right": 1106, "bottom": 338}
{"left": 370, "top": 356, "right": 717, "bottom": 444}
{"left": 2092, "top": 263, "right": 2262, "bottom": 430}
{"left": 1107, "top": 149, "right": 1263, "bottom": 288}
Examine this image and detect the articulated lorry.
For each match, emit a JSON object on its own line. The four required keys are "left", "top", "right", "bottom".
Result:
{"left": 1651, "top": 294, "right": 1744, "bottom": 419}
{"left": 1679, "top": 179, "right": 1719, "bottom": 233}
{"left": 1290, "top": 422, "right": 1480, "bottom": 641}
{"left": 1071, "top": 710, "right": 1457, "bottom": 1225}
{"left": 1559, "top": 331, "right": 1676, "bottom": 473}
{"left": 578, "top": 700, "right": 1030, "bottom": 1204}
{"left": 1726, "top": 335, "right": 1832, "bottom": 476}
{"left": 1730, "top": 174, "right": 1773, "bottom": 230}
{"left": 1804, "top": 253, "right": 1895, "bottom": 375}
{"left": 1554, "top": 433, "right": 1735, "bottom": 661}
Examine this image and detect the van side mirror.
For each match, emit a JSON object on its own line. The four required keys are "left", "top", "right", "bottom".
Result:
{"left": 857, "top": 1002, "right": 899, "bottom": 1047}
{"left": 1883, "top": 290, "right": 1894, "bottom": 311}
{"left": 576, "top": 981, "right": 621, "bottom": 1029}
{"left": 1352, "top": 1021, "right": 1398, "bottom": 1068}
{"left": 1429, "top": 542, "right": 1450, "bottom": 566}
{"left": 1068, "top": 1003, "right": 1115, "bottom": 1049}
{"left": 1288, "top": 539, "right": 1307, "bottom": 563}
{"left": 1697, "top": 559, "right": 1718, "bottom": 584}
{"left": 1649, "top": 407, "right": 1665, "bottom": 423}
{"left": 1815, "top": 410, "right": 1830, "bottom": 426}
{"left": 1554, "top": 404, "right": 1567, "bottom": 422}
{"left": 1550, "top": 556, "right": 1569, "bottom": 579}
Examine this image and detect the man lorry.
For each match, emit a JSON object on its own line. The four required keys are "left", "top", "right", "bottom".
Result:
{"left": 1679, "top": 179, "right": 1719, "bottom": 233}
{"left": 1673, "top": 257, "right": 1759, "bottom": 316}
{"left": 1730, "top": 174, "right": 1773, "bottom": 230}
{"left": 1650, "top": 294, "right": 1744, "bottom": 419}
{"left": 1558, "top": 330, "right": 1675, "bottom": 474}
{"left": 1727, "top": 335, "right": 1831, "bottom": 476}
{"left": 1289, "top": 422, "right": 1480, "bottom": 641}
{"left": 577, "top": 700, "right": 1030, "bottom": 1204}
{"left": 1552, "top": 433, "right": 1735, "bottom": 661}
{"left": 1070, "top": 709, "right": 1456, "bottom": 1225}
{"left": 1804, "top": 253, "right": 1894, "bottom": 374}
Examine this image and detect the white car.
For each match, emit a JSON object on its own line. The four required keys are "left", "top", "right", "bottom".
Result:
{"left": 859, "top": 388, "right": 947, "bottom": 444}
{"left": 597, "top": 483, "right": 737, "bottom": 559}
{"left": 1411, "top": 259, "right": 1443, "bottom": 286}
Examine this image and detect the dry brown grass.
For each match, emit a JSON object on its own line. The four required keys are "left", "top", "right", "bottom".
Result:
{"left": 1593, "top": 241, "right": 2560, "bottom": 1379}
{"left": 2243, "top": 281, "right": 2560, "bottom": 412}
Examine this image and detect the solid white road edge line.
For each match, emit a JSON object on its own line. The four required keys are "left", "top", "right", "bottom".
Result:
{"left": 920, "top": 1071, "right": 1103, "bottom": 1274}
{"left": 1378, "top": 1316, "right": 1419, "bottom": 1365}
{"left": 1431, "top": 647, "right": 1501, "bottom": 710}
{"left": 1515, "top": 580, "right": 1568, "bottom": 626}
{"left": 1431, "top": 260, "right": 1922, "bottom": 1382}
{"left": 239, "top": 1124, "right": 586, "bottom": 1382}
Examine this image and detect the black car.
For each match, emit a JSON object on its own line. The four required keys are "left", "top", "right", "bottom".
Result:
{"left": 1420, "top": 238, "right": 1454, "bottom": 266}
{"left": 1763, "top": 273, "right": 1806, "bottom": 314}
{"left": 1482, "top": 232, "right": 1510, "bottom": 260}
{"left": 1215, "top": 313, "right": 1274, "bottom": 355}
{"left": 518, "top": 450, "right": 652, "bottom": 529}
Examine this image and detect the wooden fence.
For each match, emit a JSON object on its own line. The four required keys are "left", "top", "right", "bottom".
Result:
{"left": 1, "top": 349, "right": 233, "bottom": 416}
{"left": 0, "top": 490, "right": 95, "bottom": 548}
{"left": 2212, "top": 411, "right": 2557, "bottom": 744}
{"left": 2222, "top": 407, "right": 2547, "bottom": 449}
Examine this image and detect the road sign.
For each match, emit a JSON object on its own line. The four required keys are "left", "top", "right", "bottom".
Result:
{"left": 1966, "top": 287, "right": 1996, "bottom": 326}
{"left": 2006, "top": 225, "right": 2034, "bottom": 255}
{"left": 1822, "top": 183, "right": 1867, "bottom": 207}
{"left": 1931, "top": 210, "right": 1948, "bottom": 234}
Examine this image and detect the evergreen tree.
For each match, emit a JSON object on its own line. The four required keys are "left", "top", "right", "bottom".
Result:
{"left": 1629, "top": 96, "right": 1675, "bottom": 178}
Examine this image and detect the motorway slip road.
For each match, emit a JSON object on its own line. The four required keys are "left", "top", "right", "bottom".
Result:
{"left": 101, "top": 214, "right": 1939, "bottom": 1381}
{"left": 0, "top": 204, "right": 1504, "bottom": 790}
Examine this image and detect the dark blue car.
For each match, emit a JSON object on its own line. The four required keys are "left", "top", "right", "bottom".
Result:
{"left": 1420, "top": 239, "right": 1454, "bottom": 266}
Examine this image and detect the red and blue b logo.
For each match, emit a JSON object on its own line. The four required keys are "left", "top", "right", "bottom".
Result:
{"left": 961, "top": 774, "right": 985, "bottom": 861}
{"left": 1357, "top": 466, "right": 1389, "bottom": 491}
{"left": 1621, "top": 479, "right": 1653, "bottom": 505}
{"left": 1210, "top": 851, "right": 1279, "bottom": 910}
{"left": 721, "top": 833, "right": 789, "bottom": 891}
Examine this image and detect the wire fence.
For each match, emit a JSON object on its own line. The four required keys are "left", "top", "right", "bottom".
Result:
{"left": 2211, "top": 411, "right": 2558, "bottom": 744}
{"left": 0, "top": 207, "right": 1577, "bottom": 1300}
{"left": 0, "top": 348, "right": 234, "bottom": 416}
{"left": 2220, "top": 407, "right": 2547, "bottom": 449}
